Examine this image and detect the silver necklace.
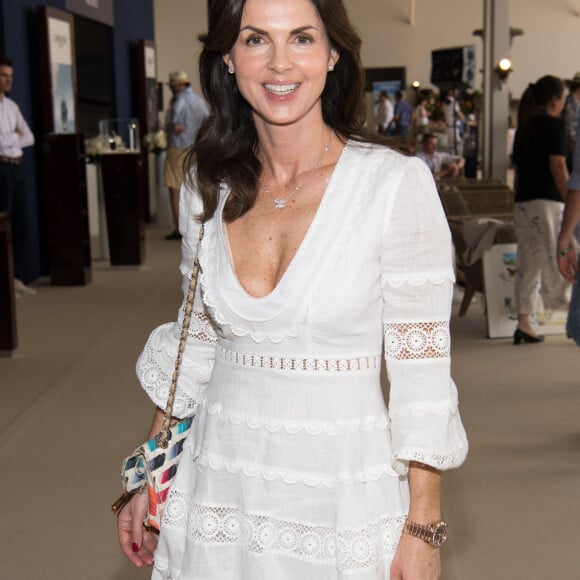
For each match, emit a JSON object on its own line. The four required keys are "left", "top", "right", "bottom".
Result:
{"left": 258, "top": 132, "right": 332, "bottom": 210}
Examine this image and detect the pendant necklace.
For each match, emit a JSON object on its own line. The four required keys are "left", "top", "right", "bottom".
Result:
{"left": 258, "top": 131, "right": 332, "bottom": 210}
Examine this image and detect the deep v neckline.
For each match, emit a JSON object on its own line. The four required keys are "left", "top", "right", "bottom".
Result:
{"left": 220, "top": 141, "right": 350, "bottom": 301}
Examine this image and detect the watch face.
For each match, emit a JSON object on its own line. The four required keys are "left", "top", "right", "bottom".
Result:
{"left": 432, "top": 523, "right": 448, "bottom": 547}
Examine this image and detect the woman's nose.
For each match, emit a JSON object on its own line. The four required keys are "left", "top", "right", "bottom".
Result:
{"left": 267, "top": 44, "right": 293, "bottom": 74}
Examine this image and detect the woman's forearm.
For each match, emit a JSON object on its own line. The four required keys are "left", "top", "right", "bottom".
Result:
{"left": 558, "top": 189, "right": 580, "bottom": 245}
{"left": 407, "top": 462, "right": 442, "bottom": 522}
{"left": 550, "top": 155, "right": 570, "bottom": 201}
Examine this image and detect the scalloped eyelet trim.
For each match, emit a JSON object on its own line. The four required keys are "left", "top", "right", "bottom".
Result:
{"left": 382, "top": 272, "right": 455, "bottom": 287}
{"left": 200, "top": 263, "right": 304, "bottom": 343}
{"left": 201, "top": 398, "right": 390, "bottom": 435}
{"left": 392, "top": 446, "right": 468, "bottom": 475}
{"left": 196, "top": 453, "right": 398, "bottom": 487}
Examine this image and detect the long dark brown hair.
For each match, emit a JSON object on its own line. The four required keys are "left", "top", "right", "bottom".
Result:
{"left": 188, "top": 0, "right": 388, "bottom": 222}
{"left": 514, "top": 75, "right": 564, "bottom": 148}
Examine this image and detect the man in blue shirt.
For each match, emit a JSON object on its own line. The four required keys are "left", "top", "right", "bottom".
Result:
{"left": 387, "top": 90, "right": 413, "bottom": 141}
{"left": 164, "top": 71, "right": 209, "bottom": 240}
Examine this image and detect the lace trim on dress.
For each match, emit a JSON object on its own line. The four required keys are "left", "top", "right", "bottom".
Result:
{"left": 216, "top": 345, "right": 380, "bottom": 373}
{"left": 195, "top": 452, "right": 399, "bottom": 486}
{"left": 161, "top": 493, "right": 406, "bottom": 570}
{"left": 137, "top": 325, "right": 204, "bottom": 417}
{"left": 138, "top": 346, "right": 200, "bottom": 417}
{"left": 394, "top": 446, "right": 468, "bottom": 472}
{"left": 197, "top": 143, "right": 383, "bottom": 344}
{"left": 382, "top": 272, "right": 455, "bottom": 287}
{"left": 201, "top": 398, "right": 390, "bottom": 435}
{"left": 197, "top": 262, "right": 305, "bottom": 344}
{"left": 186, "top": 311, "right": 217, "bottom": 343}
{"left": 384, "top": 321, "right": 450, "bottom": 360}
{"left": 196, "top": 199, "right": 308, "bottom": 343}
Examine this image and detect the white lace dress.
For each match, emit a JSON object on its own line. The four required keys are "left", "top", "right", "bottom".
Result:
{"left": 139, "top": 141, "right": 468, "bottom": 579}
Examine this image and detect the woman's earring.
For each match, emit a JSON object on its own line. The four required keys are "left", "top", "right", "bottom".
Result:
{"left": 328, "top": 63, "right": 334, "bottom": 72}
{"left": 228, "top": 65, "right": 235, "bottom": 74}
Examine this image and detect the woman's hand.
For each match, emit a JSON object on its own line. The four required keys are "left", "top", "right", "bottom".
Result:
{"left": 390, "top": 533, "right": 441, "bottom": 579}
{"left": 557, "top": 245, "right": 578, "bottom": 284}
{"left": 117, "top": 492, "right": 158, "bottom": 567}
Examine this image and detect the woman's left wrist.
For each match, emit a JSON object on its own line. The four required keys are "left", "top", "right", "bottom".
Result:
{"left": 557, "top": 240, "right": 573, "bottom": 257}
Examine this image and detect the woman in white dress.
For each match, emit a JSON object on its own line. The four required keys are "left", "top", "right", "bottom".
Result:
{"left": 117, "top": 0, "right": 468, "bottom": 578}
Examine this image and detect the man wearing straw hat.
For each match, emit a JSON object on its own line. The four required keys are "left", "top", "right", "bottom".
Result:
{"left": 164, "top": 71, "right": 208, "bottom": 240}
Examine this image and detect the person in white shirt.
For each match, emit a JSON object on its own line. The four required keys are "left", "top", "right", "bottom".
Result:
{"left": 376, "top": 90, "right": 394, "bottom": 134}
{"left": 416, "top": 133, "right": 464, "bottom": 180}
{"left": 0, "top": 56, "right": 35, "bottom": 296}
{"left": 412, "top": 96, "right": 430, "bottom": 139}
{"left": 443, "top": 89, "right": 464, "bottom": 156}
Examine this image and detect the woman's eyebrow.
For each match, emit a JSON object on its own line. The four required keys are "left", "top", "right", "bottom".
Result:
{"left": 239, "top": 25, "right": 319, "bottom": 36}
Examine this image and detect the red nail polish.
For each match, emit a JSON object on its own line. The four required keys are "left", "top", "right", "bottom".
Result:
{"left": 132, "top": 542, "right": 139, "bottom": 553}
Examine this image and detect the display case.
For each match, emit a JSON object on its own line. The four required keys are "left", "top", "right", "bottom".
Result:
{"left": 100, "top": 151, "right": 146, "bottom": 266}
{"left": 43, "top": 133, "right": 92, "bottom": 285}
{"left": 98, "top": 118, "right": 141, "bottom": 153}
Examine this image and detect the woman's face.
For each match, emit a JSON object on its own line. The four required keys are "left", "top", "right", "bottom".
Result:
{"left": 552, "top": 92, "right": 566, "bottom": 116}
{"left": 224, "top": 0, "right": 338, "bottom": 129}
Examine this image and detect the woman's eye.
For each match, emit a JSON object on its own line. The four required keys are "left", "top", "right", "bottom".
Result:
{"left": 245, "top": 34, "right": 264, "bottom": 46}
{"left": 295, "top": 33, "right": 313, "bottom": 44}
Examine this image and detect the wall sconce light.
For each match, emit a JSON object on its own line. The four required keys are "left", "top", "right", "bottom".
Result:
{"left": 411, "top": 80, "right": 421, "bottom": 91}
{"left": 496, "top": 58, "right": 512, "bottom": 81}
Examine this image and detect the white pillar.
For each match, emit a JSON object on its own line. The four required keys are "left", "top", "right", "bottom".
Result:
{"left": 482, "top": 0, "right": 510, "bottom": 181}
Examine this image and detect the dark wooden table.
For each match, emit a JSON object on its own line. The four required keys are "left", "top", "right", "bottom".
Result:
{"left": 0, "top": 212, "right": 17, "bottom": 353}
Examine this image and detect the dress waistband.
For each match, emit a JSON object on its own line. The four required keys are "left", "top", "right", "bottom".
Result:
{"left": 215, "top": 344, "right": 381, "bottom": 373}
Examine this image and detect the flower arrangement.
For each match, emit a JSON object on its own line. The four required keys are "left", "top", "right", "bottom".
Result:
{"left": 142, "top": 130, "right": 167, "bottom": 153}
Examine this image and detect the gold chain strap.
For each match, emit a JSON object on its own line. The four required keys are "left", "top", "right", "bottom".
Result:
{"left": 158, "top": 224, "right": 205, "bottom": 449}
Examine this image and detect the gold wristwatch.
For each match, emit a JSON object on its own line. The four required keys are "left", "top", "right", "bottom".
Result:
{"left": 404, "top": 519, "right": 448, "bottom": 547}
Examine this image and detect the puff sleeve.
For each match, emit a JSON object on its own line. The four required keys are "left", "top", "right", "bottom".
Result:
{"left": 380, "top": 156, "right": 468, "bottom": 475}
{"left": 136, "top": 176, "right": 217, "bottom": 418}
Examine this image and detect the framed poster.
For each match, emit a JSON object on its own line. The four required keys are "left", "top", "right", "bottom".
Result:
{"left": 65, "top": 0, "right": 114, "bottom": 26}
{"left": 138, "top": 39, "right": 159, "bottom": 136}
{"left": 483, "top": 243, "right": 568, "bottom": 338}
{"left": 38, "top": 7, "right": 78, "bottom": 134}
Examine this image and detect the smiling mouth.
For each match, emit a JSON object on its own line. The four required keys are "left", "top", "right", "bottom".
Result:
{"left": 264, "top": 83, "right": 300, "bottom": 96}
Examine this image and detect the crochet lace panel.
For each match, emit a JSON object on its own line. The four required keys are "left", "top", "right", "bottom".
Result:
{"left": 187, "top": 311, "right": 217, "bottom": 344}
{"left": 137, "top": 353, "right": 197, "bottom": 418}
{"left": 216, "top": 345, "right": 380, "bottom": 373}
{"left": 384, "top": 321, "right": 450, "bottom": 360}
{"left": 137, "top": 323, "right": 211, "bottom": 416}
{"left": 393, "top": 447, "right": 468, "bottom": 474}
{"left": 161, "top": 492, "right": 406, "bottom": 570}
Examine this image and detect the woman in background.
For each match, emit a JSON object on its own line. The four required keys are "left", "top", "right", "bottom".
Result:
{"left": 412, "top": 96, "right": 430, "bottom": 140}
{"left": 512, "top": 75, "right": 570, "bottom": 344}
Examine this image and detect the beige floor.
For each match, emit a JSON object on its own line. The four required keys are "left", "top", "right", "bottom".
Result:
{"left": 1, "top": 227, "right": 578, "bottom": 580}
